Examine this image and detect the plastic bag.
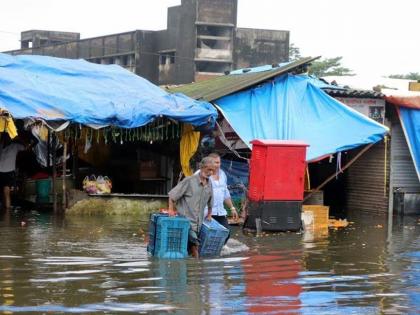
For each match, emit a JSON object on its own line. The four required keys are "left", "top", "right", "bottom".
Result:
{"left": 83, "top": 175, "right": 98, "bottom": 194}
{"left": 96, "top": 175, "right": 112, "bottom": 194}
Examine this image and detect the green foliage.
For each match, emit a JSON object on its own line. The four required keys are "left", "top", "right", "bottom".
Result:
{"left": 288, "top": 44, "right": 353, "bottom": 77}
{"left": 289, "top": 43, "right": 302, "bottom": 62}
{"left": 388, "top": 72, "right": 420, "bottom": 80}
{"left": 309, "top": 57, "right": 354, "bottom": 77}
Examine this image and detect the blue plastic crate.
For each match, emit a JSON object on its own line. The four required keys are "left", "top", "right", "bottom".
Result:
{"left": 199, "top": 219, "right": 229, "bottom": 257}
{"left": 147, "top": 213, "right": 190, "bottom": 259}
{"left": 147, "top": 213, "right": 164, "bottom": 255}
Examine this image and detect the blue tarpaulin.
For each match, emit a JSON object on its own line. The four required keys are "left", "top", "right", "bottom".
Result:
{"left": 216, "top": 74, "right": 388, "bottom": 161}
{"left": 0, "top": 53, "right": 217, "bottom": 128}
{"left": 221, "top": 159, "right": 249, "bottom": 200}
{"left": 399, "top": 107, "right": 420, "bottom": 181}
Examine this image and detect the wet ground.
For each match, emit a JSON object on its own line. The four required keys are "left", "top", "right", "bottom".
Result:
{"left": 0, "top": 210, "right": 418, "bottom": 314}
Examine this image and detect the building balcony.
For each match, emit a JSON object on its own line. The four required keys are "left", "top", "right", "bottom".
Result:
{"left": 195, "top": 48, "right": 232, "bottom": 62}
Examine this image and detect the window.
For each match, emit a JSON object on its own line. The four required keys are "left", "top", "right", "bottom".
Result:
{"left": 159, "top": 51, "right": 176, "bottom": 65}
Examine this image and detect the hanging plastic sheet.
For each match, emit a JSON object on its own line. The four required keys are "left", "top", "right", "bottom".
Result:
{"left": 215, "top": 74, "right": 389, "bottom": 162}
{"left": 180, "top": 124, "right": 200, "bottom": 176}
{"left": 0, "top": 53, "right": 217, "bottom": 128}
{"left": 398, "top": 106, "right": 420, "bottom": 181}
{"left": 0, "top": 110, "right": 17, "bottom": 139}
{"left": 221, "top": 159, "right": 249, "bottom": 201}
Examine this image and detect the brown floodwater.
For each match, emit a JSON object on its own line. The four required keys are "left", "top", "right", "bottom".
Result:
{"left": 0, "top": 210, "right": 418, "bottom": 314}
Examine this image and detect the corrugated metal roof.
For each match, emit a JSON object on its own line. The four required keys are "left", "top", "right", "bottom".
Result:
{"left": 323, "top": 88, "right": 384, "bottom": 99}
{"left": 167, "top": 56, "right": 320, "bottom": 101}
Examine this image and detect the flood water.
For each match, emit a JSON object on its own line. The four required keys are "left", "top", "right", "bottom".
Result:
{"left": 0, "top": 210, "right": 418, "bottom": 314}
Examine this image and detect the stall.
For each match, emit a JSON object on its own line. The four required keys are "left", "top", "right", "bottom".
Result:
{"left": 0, "top": 53, "right": 217, "bottom": 211}
{"left": 169, "top": 59, "right": 390, "bottom": 222}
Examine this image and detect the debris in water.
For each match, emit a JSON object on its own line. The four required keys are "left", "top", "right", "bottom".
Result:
{"left": 228, "top": 217, "right": 244, "bottom": 226}
{"left": 329, "top": 218, "right": 350, "bottom": 228}
{"left": 220, "top": 239, "right": 249, "bottom": 256}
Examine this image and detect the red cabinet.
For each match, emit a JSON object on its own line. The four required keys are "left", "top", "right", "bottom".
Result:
{"left": 248, "top": 140, "right": 309, "bottom": 201}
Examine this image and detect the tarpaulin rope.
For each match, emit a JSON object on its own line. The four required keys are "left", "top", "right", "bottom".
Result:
{"left": 216, "top": 121, "right": 249, "bottom": 162}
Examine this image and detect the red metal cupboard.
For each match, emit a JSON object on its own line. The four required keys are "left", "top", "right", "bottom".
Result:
{"left": 248, "top": 140, "right": 309, "bottom": 201}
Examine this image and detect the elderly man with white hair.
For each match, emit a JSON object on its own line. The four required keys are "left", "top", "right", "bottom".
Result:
{"left": 168, "top": 156, "right": 215, "bottom": 258}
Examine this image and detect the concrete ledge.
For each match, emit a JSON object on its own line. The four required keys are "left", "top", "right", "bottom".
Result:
{"left": 66, "top": 195, "right": 167, "bottom": 216}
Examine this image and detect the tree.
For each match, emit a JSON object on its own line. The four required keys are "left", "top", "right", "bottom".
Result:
{"left": 309, "top": 57, "right": 354, "bottom": 77}
{"left": 288, "top": 44, "right": 354, "bottom": 77}
{"left": 289, "top": 43, "right": 302, "bottom": 62}
{"left": 388, "top": 72, "right": 420, "bottom": 80}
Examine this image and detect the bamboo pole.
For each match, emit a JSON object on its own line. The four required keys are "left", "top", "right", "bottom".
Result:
{"left": 62, "top": 142, "right": 67, "bottom": 210}
{"left": 303, "top": 143, "right": 374, "bottom": 203}
{"left": 52, "top": 133, "right": 57, "bottom": 212}
{"left": 384, "top": 136, "right": 388, "bottom": 197}
{"left": 47, "top": 130, "right": 50, "bottom": 169}
{"left": 72, "top": 139, "right": 78, "bottom": 181}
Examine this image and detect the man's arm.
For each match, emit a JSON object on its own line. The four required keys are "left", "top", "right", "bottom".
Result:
{"left": 206, "top": 206, "right": 212, "bottom": 221}
{"left": 206, "top": 187, "right": 213, "bottom": 221}
{"left": 222, "top": 171, "right": 238, "bottom": 220}
{"left": 167, "top": 178, "right": 189, "bottom": 216}
{"left": 168, "top": 197, "right": 177, "bottom": 216}
{"left": 224, "top": 197, "right": 238, "bottom": 220}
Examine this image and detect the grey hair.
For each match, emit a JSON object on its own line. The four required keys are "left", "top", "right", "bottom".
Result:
{"left": 199, "top": 156, "right": 215, "bottom": 169}
{"left": 208, "top": 152, "right": 220, "bottom": 159}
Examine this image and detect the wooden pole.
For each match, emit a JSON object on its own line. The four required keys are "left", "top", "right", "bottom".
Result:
{"left": 72, "top": 139, "right": 78, "bottom": 181}
{"left": 52, "top": 133, "right": 57, "bottom": 212}
{"left": 62, "top": 142, "right": 67, "bottom": 210}
{"left": 303, "top": 143, "right": 374, "bottom": 203}
{"left": 47, "top": 129, "right": 51, "bottom": 169}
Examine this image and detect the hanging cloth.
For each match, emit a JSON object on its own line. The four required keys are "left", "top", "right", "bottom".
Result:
{"left": 0, "top": 111, "right": 18, "bottom": 139}
{"left": 180, "top": 124, "right": 200, "bottom": 177}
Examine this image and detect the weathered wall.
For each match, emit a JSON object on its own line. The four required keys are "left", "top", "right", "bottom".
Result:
{"left": 155, "top": 5, "right": 180, "bottom": 85}
{"left": 173, "top": 0, "right": 197, "bottom": 84}
{"left": 5, "top": 0, "right": 290, "bottom": 85}
{"left": 234, "top": 28, "right": 289, "bottom": 69}
{"left": 196, "top": 0, "right": 237, "bottom": 25}
{"left": 136, "top": 30, "right": 159, "bottom": 83}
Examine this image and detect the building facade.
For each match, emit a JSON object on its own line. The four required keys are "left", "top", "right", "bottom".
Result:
{"left": 5, "top": 0, "right": 289, "bottom": 85}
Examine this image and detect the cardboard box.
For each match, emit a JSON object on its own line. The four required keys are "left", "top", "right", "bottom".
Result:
{"left": 302, "top": 205, "right": 329, "bottom": 228}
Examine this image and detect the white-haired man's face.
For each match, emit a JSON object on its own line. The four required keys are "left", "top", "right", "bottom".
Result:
{"left": 200, "top": 164, "right": 215, "bottom": 179}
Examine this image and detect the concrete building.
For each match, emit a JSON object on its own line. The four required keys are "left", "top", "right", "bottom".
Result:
{"left": 5, "top": 0, "right": 289, "bottom": 85}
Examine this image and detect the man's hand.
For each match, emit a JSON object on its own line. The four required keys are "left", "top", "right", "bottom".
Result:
{"left": 231, "top": 207, "right": 239, "bottom": 221}
{"left": 205, "top": 213, "right": 212, "bottom": 221}
{"left": 168, "top": 198, "right": 177, "bottom": 217}
{"left": 168, "top": 209, "right": 177, "bottom": 217}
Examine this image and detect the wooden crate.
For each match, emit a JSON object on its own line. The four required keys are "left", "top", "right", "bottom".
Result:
{"left": 302, "top": 205, "right": 329, "bottom": 228}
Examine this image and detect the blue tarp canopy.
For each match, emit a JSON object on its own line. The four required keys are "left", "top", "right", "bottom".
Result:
{"left": 216, "top": 74, "right": 389, "bottom": 162}
{"left": 399, "top": 107, "right": 420, "bottom": 181}
{"left": 0, "top": 53, "right": 217, "bottom": 128}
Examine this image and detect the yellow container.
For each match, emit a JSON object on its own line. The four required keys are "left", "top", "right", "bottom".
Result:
{"left": 302, "top": 205, "right": 329, "bottom": 228}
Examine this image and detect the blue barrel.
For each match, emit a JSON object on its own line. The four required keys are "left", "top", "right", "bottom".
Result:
{"left": 36, "top": 178, "right": 51, "bottom": 202}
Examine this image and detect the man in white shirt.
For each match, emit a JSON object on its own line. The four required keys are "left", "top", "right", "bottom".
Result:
{"left": 0, "top": 136, "right": 25, "bottom": 210}
{"left": 203, "top": 153, "right": 239, "bottom": 241}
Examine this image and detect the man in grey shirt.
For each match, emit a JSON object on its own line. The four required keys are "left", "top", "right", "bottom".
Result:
{"left": 168, "top": 156, "right": 215, "bottom": 258}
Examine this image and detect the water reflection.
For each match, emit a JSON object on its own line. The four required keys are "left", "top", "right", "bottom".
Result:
{"left": 0, "top": 210, "right": 418, "bottom": 314}
{"left": 244, "top": 254, "right": 302, "bottom": 314}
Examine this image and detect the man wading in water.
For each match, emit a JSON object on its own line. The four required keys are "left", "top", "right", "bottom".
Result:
{"left": 168, "top": 157, "right": 214, "bottom": 258}
{"left": 195, "top": 153, "right": 239, "bottom": 242}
